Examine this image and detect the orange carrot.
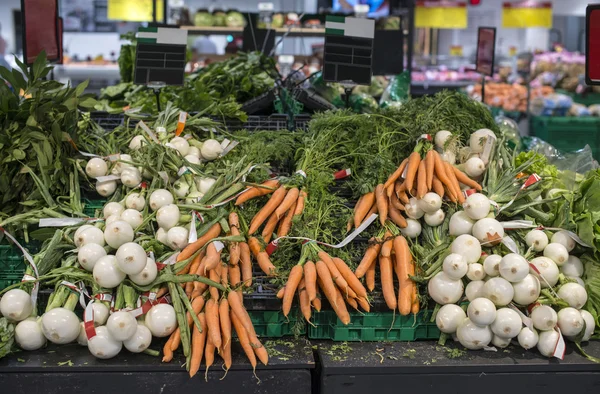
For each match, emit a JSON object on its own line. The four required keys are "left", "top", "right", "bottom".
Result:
{"left": 205, "top": 298, "right": 222, "bottom": 349}
{"left": 445, "top": 161, "right": 465, "bottom": 203}
{"left": 380, "top": 233, "right": 394, "bottom": 257}
{"left": 229, "top": 213, "right": 240, "bottom": 266}
{"left": 432, "top": 151, "right": 456, "bottom": 197}
{"left": 315, "top": 260, "right": 338, "bottom": 308}
{"left": 283, "top": 265, "right": 304, "bottom": 317}
{"left": 333, "top": 257, "right": 367, "bottom": 299}
{"left": 346, "top": 296, "right": 359, "bottom": 311}
{"left": 453, "top": 167, "right": 483, "bottom": 191}
{"left": 394, "top": 235, "right": 413, "bottom": 316}
{"left": 375, "top": 184, "right": 388, "bottom": 226}
{"left": 178, "top": 223, "right": 222, "bottom": 262}
{"left": 389, "top": 194, "right": 405, "bottom": 212}
{"left": 432, "top": 175, "right": 445, "bottom": 197}
{"left": 425, "top": 150, "right": 435, "bottom": 190}
{"left": 388, "top": 200, "right": 408, "bottom": 228}
{"left": 384, "top": 158, "right": 409, "bottom": 190}
{"left": 219, "top": 299, "right": 232, "bottom": 367}
{"left": 203, "top": 242, "right": 222, "bottom": 274}
{"left": 171, "top": 296, "right": 205, "bottom": 352}
{"left": 248, "top": 237, "right": 276, "bottom": 276}
{"left": 395, "top": 180, "right": 406, "bottom": 198}
{"left": 208, "top": 267, "right": 220, "bottom": 301}
{"left": 417, "top": 160, "right": 427, "bottom": 199}
{"left": 355, "top": 239, "right": 381, "bottom": 278}
{"left": 379, "top": 254, "right": 397, "bottom": 311}
{"left": 403, "top": 152, "right": 421, "bottom": 193}
{"left": 189, "top": 313, "right": 207, "bottom": 378}
{"left": 227, "top": 291, "right": 258, "bottom": 342}
{"left": 276, "top": 287, "right": 285, "bottom": 299}
{"left": 204, "top": 335, "right": 215, "bottom": 380}
{"left": 261, "top": 212, "right": 280, "bottom": 243}
{"left": 312, "top": 296, "right": 322, "bottom": 312}
{"left": 220, "top": 261, "right": 229, "bottom": 288}
{"left": 162, "top": 334, "right": 175, "bottom": 362}
{"left": 248, "top": 186, "right": 287, "bottom": 234}
{"left": 362, "top": 202, "right": 379, "bottom": 225}
{"left": 294, "top": 190, "right": 307, "bottom": 216}
{"left": 303, "top": 261, "right": 317, "bottom": 301}
{"left": 332, "top": 286, "right": 351, "bottom": 325}
{"left": 230, "top": 311, "right": 257, "bottom": 370}
{"left": 229, "top": 264, "right": 241, "bottom": 288}
{"left": 253, "top": 338, "right": 269, "bottom": 366}
{"left": 235, "top": 179, "right": 280, "bottom": 205}
{"left": 239, "top": 242, "right": 252, "bottom": 287}
{"left": 185, "top": 253, "right": 202, "bottom": 297}
{"left": 318, "top": 251, "right": 348, "bottom": 294}
{"left": 298, "top": 279, "right": 312, "bottom": 322}
{"left": 398, "top": 189, "right": 409, "bottom": 204}
{"left": 366, "top": 260, "right": 375, "bottom": 292}
{"left": 353, "top": 192, "right": 375, "bottom": 228}
{"left": 277, "top": 200, "right": 297, "bottom": 237}
{"left": 274, "top": 187, "right": 300, "bottom": 219}
{"left": 357, "top": 297, "right": 370, "bottom": 312}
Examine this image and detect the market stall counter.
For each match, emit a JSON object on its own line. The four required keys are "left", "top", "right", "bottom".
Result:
{"left": 314, "top": 340, "right": 600, "bottom": 394}
{"left": 0, "top": 339, "right": 315, "bottom": 394}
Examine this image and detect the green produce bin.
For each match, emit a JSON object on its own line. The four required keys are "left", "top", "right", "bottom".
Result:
{"left": 308, "top": 310, "right": 440, "bottom": 341}
{"left": 529, "top": 116, "right": 600, "bottom": 159}
{"left": 82, "top": 198, "right": 107, "bottom": 217}
{"left": 0, "top": 244, "right": 26, "bottom": 290}
{"left": 243, "top": 310, "right": 306, "bottom": 338}
{"left": 556, "top": 89, "right": 600, "bottom": 107}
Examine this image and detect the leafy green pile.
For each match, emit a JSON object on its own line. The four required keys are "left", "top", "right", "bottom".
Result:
{"left": 573, "top": 169, "right": 600, "bottom": 255}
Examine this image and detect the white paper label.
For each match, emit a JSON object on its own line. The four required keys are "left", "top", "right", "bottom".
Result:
{"left": 96, "top": 174, "right": 121, "bottom": 183}
{"left": 139, "top": 121, "right": 160, "bottom": 143}
{"left": 39, "top": 218, "right": 87, "bottom": 227}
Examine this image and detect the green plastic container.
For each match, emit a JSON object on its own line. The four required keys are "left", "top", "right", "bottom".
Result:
{"left": 308, "top": 310, "right": 440, "bottom": 341}
{"left": 556, "top": 89, "right": 600, "bottom": 107}
{"left": 490, "top": 107, "right": 523, "bottom": 122}
{"left": 529, "top": 116, "right": 600, "bottom": 159}
{"left": 242, "top": 310, "right": 306, "bottom": 338}
{"left": 82, "top": 199, "right": 107, "bottom": 217}
{"left": 0, "top": 244, "right": 26, "bottom": 291}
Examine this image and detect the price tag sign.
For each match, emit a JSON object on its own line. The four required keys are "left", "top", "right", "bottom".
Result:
{"left": 258, "top": 2, "right": 274, "bottom": 11}
{"left": 509, "top": 46, "right": 517, "bottom": 57}
{"left": 502, "top": 1, "right": 552, "bottom": 28}
{"left": 476, "top": 27, "right": 497, "bottom": 77}
{"left": 134, "top": 27, "right": 188, "bottom": 86}
{"left": 415, "top": 1, "right": 468, "bottom": 29}
{"left": 450, "top": 45, "right": 463, "bottom": 57}
{"left": 108, "top": 0, "right": 164, "bottom": 22}
{"left": 323, "top": 16, "right": 375, "bottom": 86}
{"left": 586, "top": 5, "right": 600, "bottom": 85}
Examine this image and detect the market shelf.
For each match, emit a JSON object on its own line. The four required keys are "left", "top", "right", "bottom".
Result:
{"left": 181, "top": 25, "right": 326, "bottom": 37}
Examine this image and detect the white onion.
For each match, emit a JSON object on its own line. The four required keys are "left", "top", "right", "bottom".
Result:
{"left": 149, "top": 189, "right": 174, "bottom": 211}
{"left": 96, "top": 180, "right": 117, "bottom": 197}
{"left": 449, "top": 211, "right": 475, "bottom": 236}
{"left": 92, "top": 303, "right": 109, "bottom": 326}
{"left": 518, "top": 327, "right": 539, "bottom": 349}
{"left": 468, "top": 297, "right": 497, "bottom": 327}
{"left": 78, "top": 243, "right": 107, "bottom": 272}
{"left": 456, "top": 318, "right": 493, "bottom": 350}
{"left": 169, "top": 137, "right": 190, "bottom": 156}
{"left": 537, "top": 330, "right": 560, "bottom": 357}
{"left": 512, "top": 274, "right": 541, "bottom": 305}
{"left": 435, "top": 130, "right": 452, "bottom": 149}
{"left": 561, "top": 256, "right": 584, "bottom": 277}
{"left": 551, "top": 231, "right": 576, "bottom": 252}
{"left": 188, "top": 146, "right": 201, "bottom": 158}
{"left": 427, "top": 272, "right": 464, "bottom": 305}
{"left": 120, "top": 209, "right": 143, "bottom": 230}
{"left": 401, "top": 218, "right": 422, "bottom": 239}
{"left": 557, "top": 307, "right": 583, "bottom": 337}
{"left": 106, "top": 311, "right": 137, "bottom": 341}
{"left": 442, "top": 253, "right": 468, "bottom": 280}
{"left": 441, "top": 151, "right": 456, "bottom": 165}
{"left": 75, "top": 226, "right": 105, "bottom": 248}
{"left": 103, "top": 202, "right": 124, "bottom": 218}
{"left": 435, "top": 304, "right": 466, "bottom": 334}
{"left": 197, "top": 177, "right": 217, "bottom": 194}
{"left": 87, "top": 326, "right": 122, "bottom": 359}
{"left": 129, "top": 257, "right": 158, "bottom": 286}
{"left": 557, "top": 282, "right": 587, "bottom": 309}
{"left": 465, "top": 281, "right": 486, "bottom": 301}
{"left": 467, "top": 263, "right": 486, "bottom": 281}
{"left": 125, "top": 193, "right": 146, "bottom": 211}
{"left": 124, "top": 324, "right": 152, "bottom": 353}
{"left": 77, "top": 322, "right": 88, "bottom": 346}
{"left": 543, "top": 243, "right": 569, "bottom": 266}
{"left": 531, "top": 305, "right": 558, "bottom": 331}
{"left": 115, "top": 242, "right": 147, "bottom": 275}
{"left": 483, "top": 277, "right": 514, "bottom": 306}
{"left": 74, "top": 225, "right": 93, "bottom": 241}
{"left": 418, "top": 192, "right": 443, "bottom": 214}
{"left": 105, "top": 214, "right": 120, "bottom": 226}
{"left": 483, "top": 254, "right": 502, "bottom": 277}
{"left": 129, "top": 135, "right": 145, "bottom": 150}
{"left": 157, "top": 204, "right": 180, "bottom": 230}
{"left": 112, "top": 154, "right": 133, "bottom": 174}
{"left": 156, "top": 228, "right": 169, "bottom": 245}
{"left": 579, "top": 310, "right": 595, "bottom": 342}
{"left": 0, "top": 289, "right": 33, "bottom": 322}
{"left": 529, "top": 257, "right": 559, "bottom": 288}
{"left": 491, "top": 335, "right": 511, "bottom": 348}
{"left": 491, "top": 308, "right": 522, "bottom": 339}
{"left": 144, "top": 304, "right": 177, "bottom": 337}
{"left": 472, "top": 218, "right": 504, "bottom": 246}
{"left": 525, "top": 229, "right": 549, "bottom": 252}
{"left": 465, "top": 157, "right": 486, "bottom": 178}
{"left": 463, "top": 193, "right": 491, "bottom": 220}
{"left": 200, "top": 139, "right": 223, "bottom": 161}
{"left": 450, "top": 234, "right": 482, "bottom": 264}
{"left": 85, "top": 158, "right": 108, "bottom": 178}
{"left": 103, "top": 220, "right": 134, "bottom": 249}
{"left": 470, "top": 129, "right": 495, "bottom": 153}
{"left": 499, "top": 253, "right": 529, "bottom": 283}
{"left": 405, "top": 198, "right": 424, "bottom": 220}
{"left": 184, "top": 155, "right": 201, "bottom": 165}
{"left": 121, "top": 167, "right": 142, "bottom": 188}
{"left": 15, "top": 318, "right": 46, "bottom": 351}
{"left": 424, "top": 209, "right": 445, "bottom": 227}
{"left": 93, "top": 255, "right": 126, "bottom": 289}
{"left": 41, "top": 308, "right": 80, "bottom": 344}
{"left": 167, "top": 226, "right": 189, "bottom": 250}
{"left": 173, "top": 178, "right": 190, "bottom": 198}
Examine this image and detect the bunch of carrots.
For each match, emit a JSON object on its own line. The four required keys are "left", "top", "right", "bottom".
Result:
{"left": 354, "top": 231, "right": 418, "bottom": 315}
{"left": 158, "top": 212, "right": 269, "bottom": 379}
{"left": 352, "top": 149, "right": 482, "bottom": 229}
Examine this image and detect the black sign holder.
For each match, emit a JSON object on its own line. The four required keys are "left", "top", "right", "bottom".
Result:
{"left": 475, "top": 27, "right": 497, "bottom": 105}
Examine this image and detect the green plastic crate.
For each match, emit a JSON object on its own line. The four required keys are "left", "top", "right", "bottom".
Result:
{"left": 82, "top": 199, "right": 107, "bottom": 217}
{"left": 0, "top": 244, "right": 26, "bottom": 291}
{"left": 556, "top": 90, "right": 600, "bottom": 107}
{"left": 529, "top": 116, "right": 600, "bottom": 159}
{"left": 490, "top": 107, "right": 523, "bottom": 122}
{"left": 308, "top": 310, "right": 440, "bottom": 341}
{"left": 240, "top": 310, "right": 306, "bottom": 338}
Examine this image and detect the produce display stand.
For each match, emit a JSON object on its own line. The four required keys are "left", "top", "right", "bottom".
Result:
{"left": 0, "top": 340, "right": 315, "bottom": 394}
{"left": 314, "top": 340, "right": 600, "bottom": 394}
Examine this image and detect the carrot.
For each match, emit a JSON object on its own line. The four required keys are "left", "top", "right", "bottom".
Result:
{"left": 379, "top": 254, "right": 397, "bottom": 311}
{"left": 162, "top": 334, "right": 175, "bottom": 362}
{"left": 298, "top": 279, "right": 312, "bottom": 323}
{"left": 453, "top": 166, "right": 483, "bottom": 191}
{"left": 274, "top": 187, "right": 300, "bottom": 219}
{"left": 229, "top": 264, "right": 241, "bottom": 288}
{"left": 205, "top": 298, "right": 222, "bottom": 349}
{"left": 346, "top": 296, "right": 359, "bottom": 311}
{"left": 248, "top": 186, "right": 287, "bottom": 234}
{"left": 318, "top": 251, "right": 348, "bottom": 294}
{"left": 333, "top": 257, "right": 367, "bottom": 299}
{"left": 248, "top": 237, "right": 276, "bottom": 276}
{"left": 261, "top": 212, "right": 279, "bottom": 243}
{"left": 394, "top": 235, "right": 413, "bottom": 316}
{"left": 395, "top": 180, "right": 406, "bottom": 198}
{"left": 253, "top": 338, "right": 269, "bottom": 366}
{"left": 283, "top": 265, "right": 304, "bottom": 317}
{"left": 204, "top": 335, "right": 215, "bottom": 380}
{"left": 366, "top": 260, "right": 375, "bottom": 292}
{"left": 229, "top": 213, "right": 240, "bottom": 266}
{"left": 312, "top": 296, "right": 322, "bottom": 311}
{"left": 185, "top": 253, "right": 202, "bottom": 297}
{"left": 230, "top": 311, "right": 257, "bottom": 371}
{"left": 398, "top": 190, "right": 409, "bottom": 204}
{"left": 403, "top": 152, "right": 421, "bottom": 193}
{"left": 303, "top": 261, "right": 317, "bottom": 301}
{"left": 332, "top": 286, "right": 351, "bottom": 325}
{"left": 362, "top": 202, "right": 379, "bottom": 225}
{"left": 389, "top": 194, "right": 405, "bottom": 212}
{"left": 227, "top": 291, "right": 258, "bottom": 342}
{"left": 239, "top": 242, "right": 252, "bottom": 287}
{"left": 417, "top": 160, "right": 427, "bottom": 199}
{"left": 315, "top": 260, "right": 338, "bottom": 308}
{"left": 277, "top": 200, "right": 296, "bottom": 237}
{"left": 445, "top": 161, "right": 465, "bottom": 203}
{"left": 171, "top": 296, "right": 205, "bottom": 352}
{"left": 276, "top": 287, "right": 285, "bottom": 299}
{"left": 219, "top": 299, "right": 232, "bottom": 373}
{"left": 357, "top": 297, "right": 370, "bottom": 312}
{"left": 380, "top": 232, "right": 393, "bottom": 257}
{"left": 220, "top": 261, "right": 229, "bottom": 288}
{"left": 209, "top": 267, "right": 220, "bottom": 300}
{"left": 203, "top": 242, "right": 222, "bottom": 274}
{"left": 375, "top": 184, "right": 388, "bottom": 226}
{"left": 425, "top": 150, "right": 435, "bottom": 190}
{"left": 353, "top": 192, "right": 375, "bottom": 228}
{"left": 235, "top": 179, "right": 280, "bottom": 205}
{"left": 432, "top": 151, "right": 456, "bottom": 198}
{"left": 189, "top": 312, "right": 207, "bottom": 378}
{"left": 388, "top": 200, "right": 408, "bottom": 228}
{"left": 383, "top": 158, "right": 409, "bottom": 190}
{"left": 178, "top": 223, "right": 221, "bottom": 262}
{"left": 294, "top": 190, "right": 307, "bottom": 216}
{"left": 355, "top": 239, "right": 381, "bottom": 278}
{"left": 432, "top": 175, "right": 445, "bottom": 197}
